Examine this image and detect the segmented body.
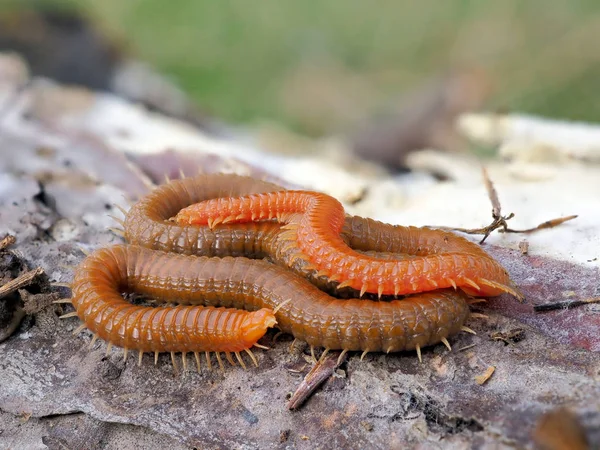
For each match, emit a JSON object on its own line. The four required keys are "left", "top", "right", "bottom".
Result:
{"left": 66, "top": 173, "right": 517, "bottom": 366}
{"left": 175, "top": 190, "right": 520, "bottom": 298}
{"left": 71, "top": 246, "right": 276, "bottom": 354}
{"left": 73, "top": 245, "right": 470, "bottom": 353}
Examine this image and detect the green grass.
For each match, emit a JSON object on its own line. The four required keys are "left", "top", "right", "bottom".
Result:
{"left": 2, "top": 0, "right": 600, "bottom": 134}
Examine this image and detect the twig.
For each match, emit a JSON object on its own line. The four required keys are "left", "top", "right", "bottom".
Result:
{"left": 458, "top": 343, "right": 476, "bottom": 352}
{"left": 0, "top": 234, "right": 16, "bottom": 251}
{"left": 288, "top": 350, "right": 347, "bottom": 410}
{"left": 482, "top": 167, "right": 501, "bottom": 217}
{"left": 443, "top": 167, "right": 577, "bottom": 244}
{"left": 534, "top": 297, "right": 600, "bottom": 312}
{"left": 0, "top": 267, "right": 45, "bottom": 300}
{"left": 503, "top": 215, "right": 578, "bottom": 234}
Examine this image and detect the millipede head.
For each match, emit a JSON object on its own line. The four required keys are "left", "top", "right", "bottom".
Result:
{"left": 238, "top": 308, "right": 277, "bottom": 350}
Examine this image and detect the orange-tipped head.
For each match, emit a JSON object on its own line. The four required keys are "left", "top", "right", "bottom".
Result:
{"left": 240, "top": 308, "right": 277, "bottom": 349}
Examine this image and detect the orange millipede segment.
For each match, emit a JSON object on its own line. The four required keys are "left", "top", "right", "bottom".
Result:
{"left": 70, "top": 246, "right": 277, "bottom": 354}
{"left": 175, "top": 189, "right": 519, "bottom": 298}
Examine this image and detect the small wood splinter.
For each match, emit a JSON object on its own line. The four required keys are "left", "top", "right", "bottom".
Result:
{"left": 534, "top": 297, "right": 600, "bottom": 312}
{"left": 475, "top": 366, "right": 495, "bottom": 385}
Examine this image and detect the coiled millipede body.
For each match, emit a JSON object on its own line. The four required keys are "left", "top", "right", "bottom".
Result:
{"left": 57, "top": 174, "right": 520, "bottom": 371}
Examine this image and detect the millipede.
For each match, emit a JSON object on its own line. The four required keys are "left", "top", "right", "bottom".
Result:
{"left": 57, "top": 173, "right": 521, "bottom": 371}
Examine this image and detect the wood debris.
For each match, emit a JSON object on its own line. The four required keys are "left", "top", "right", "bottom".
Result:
{"left": 534, "top": 297, "right": 600, "bottom": 313}
{"left": 288, "top": 350, "right": 347, "bottom": 410}
{"left": 444, "top": 167, "right": 577, "bottom": 244}
{"left": 0, "top": 267, "right": 45, "bottom": 300}
{"left": 474, "top": 366, "right": 495, "bottom": 385}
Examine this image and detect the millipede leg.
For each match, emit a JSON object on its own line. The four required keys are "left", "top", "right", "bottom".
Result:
{"left": 181, "top": 352, "right": 188, "bottom": 372}
{"left": 51, "top": 285, "right": 72, "bottom": 290}
{"left": 461, "top": 326, "right": 477, "bottom": 335}
{"left": 59, "top": 312, "right": 78, "bottom": 319}
{"left": 235, "top": 351, "right": 247, "bottom": 370}
{"left": 470, "top": 313, "right": 489, "bottom": 319}
{"left": 337, "top": 349, "right": 348, "bottom": 366}
{"left": 244, "top": 348, "right": 258, "bottom": 367}
{"left": 463, "top": 278, "right": 481, "bottom": 291}
{"left": 122, "top": 348, "right": 129, "bottom": 362}
{"left": 170, "top": 351, "right": 179, "bottom": 374}
{"left": 154, "top": 351, "right": 159, "bottom": 365}
{"left": 272, "top": 331, "right": 284, "bottom": 342}
{"left": 253, "top": 343, "right": 269, "bottom": 350}
{"left": 446, "top": 278, "right": 457, "bottom": 290}
{"left": 360, "top": 349, "right": 369, "bottom": 361}
{"left": 113, "top": 203, "right": 128, "bottom": 215}
{"left": 289, "top": 339, "right": 298, "bottom": 353}
{"left": 89, "top": 334, "right": 98, "bottom": 349}
{"left": 225, "top": 352, "right": 236, "bottom": 367}
{"left": 108, "top": 227, "right": 125, "bottom": 237}
{"left": 359, "top": 285, "right": 368, "bottom": 298}
{"left": 138, "top": 350, "right": 144, "bottom": 366}
{"left": 72, "top": 324, "right": 86, "bottom": 335}
{"left": 318, "top": 348, "right": 330, "bottom": 363}
{"left": 468, "top": 298, "right": 487, "bottom": 305}
{"left": 194, "top": 352, "right": 202, "bottom": 372}
{"left": 336, "top": 280, "right": 353, "bottom": 290}
{"left": 205, "top": 352, "right": 213, "bottom": 370}
{"left": 105, "top": 342, "right": 113, "bottom": 356}
{"left": 441, "top": 337, "right": 452, "bottom": 351}
{"left": 107, "top": 215, "right": 125, "bottom": 226}
{"left": 310, "top": 346, "right": 317, "bottom": 363}
{"left": 415, "top": 344, "right": 422, "bottom": 363}
{"left": 215, "top": 352, "right": 225, "bottom": 371}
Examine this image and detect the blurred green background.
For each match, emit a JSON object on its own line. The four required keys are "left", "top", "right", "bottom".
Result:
{"left": 1, "top": 0, "right": 599, "bottom": 135}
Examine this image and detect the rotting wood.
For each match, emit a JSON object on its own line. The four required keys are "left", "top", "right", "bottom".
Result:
{"left": 0, "top": 267, "right": 45, "bottom": 300}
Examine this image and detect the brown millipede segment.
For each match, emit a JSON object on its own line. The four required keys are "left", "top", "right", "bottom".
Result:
{"left": 67, "top": 244, "right": 470, "bottom": 364}
{"left": 68, "top": 245, "right": 277, "bottom": 371}
{"left": 58, "top": 173, "right": 518, "bottom": 371}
